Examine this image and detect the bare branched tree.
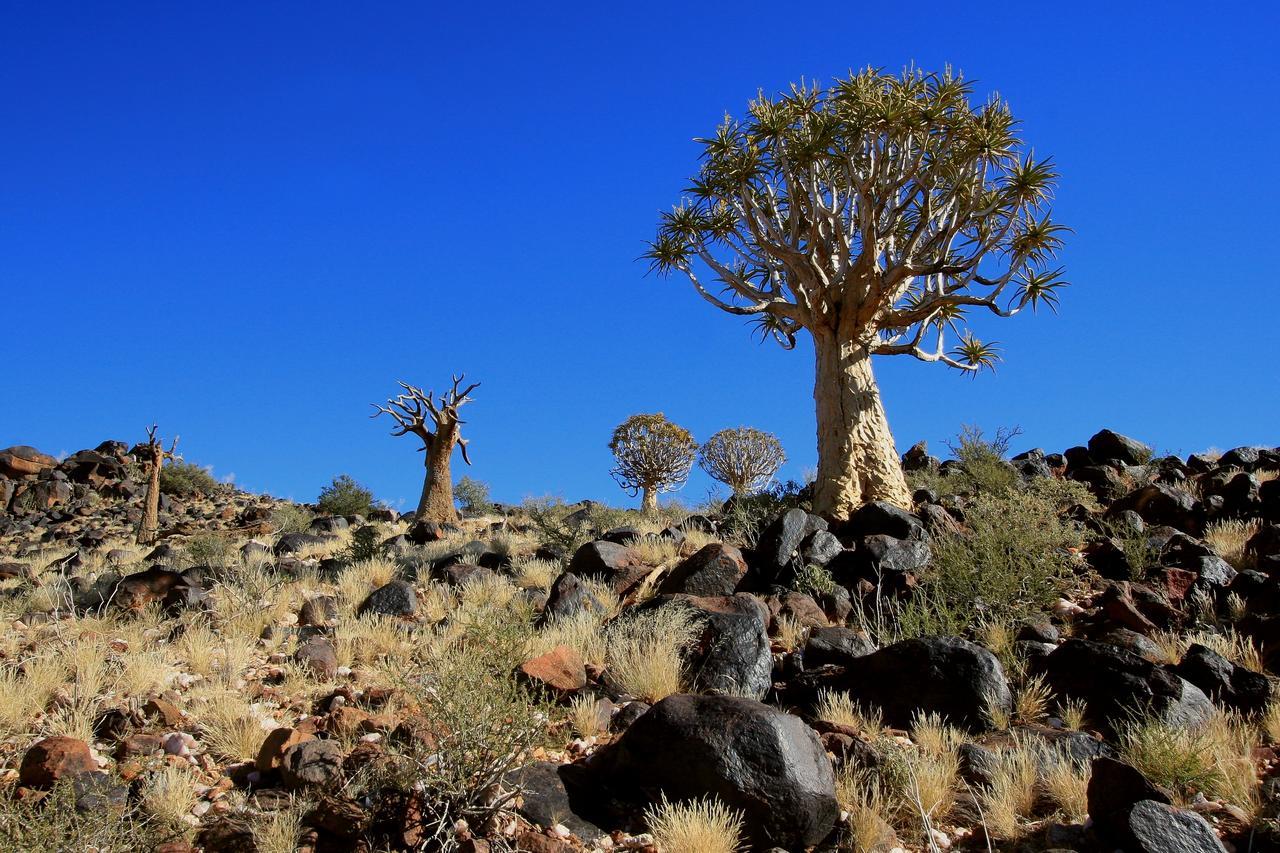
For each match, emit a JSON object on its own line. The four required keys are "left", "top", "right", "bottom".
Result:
{"left": 699, "top": 427, "right": 787, "bottom": 495}
{"left": 372, "top": 376, "right": 479, "bottom": 523}
{"left": 609, "top": 413, "right": 697, "bottom": 512}
{"left": 645, "top": 67, "right": 1067, "bottom": 518}
{"left": 135, "top": 424, "right": 179, "bottom": 545}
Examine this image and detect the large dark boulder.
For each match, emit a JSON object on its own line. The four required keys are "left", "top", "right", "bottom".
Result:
{"left": 357, "top": 580, "right": 417, "bottom": 618}
{"left": 593, "top": 694, "right": 838, "bottom": 849}
{"left": 821, "top": 636, "right": 1009, "bottom": 732}
{"left": 275, "top": 532, "right": 333, "bottom": 555}
{"left": 1173, "top": 643, "right": 1270, "bottom": 714}
{"left": 754, "top": 509, "right": 825, "bottom": 585}
{"left": 1109, "top": 484, "right": 1203, "bottom": 536}
{"left": 656, "top": 544, "right": 747, "bottom": 597}
{"left": 567, "top": 541, "right": 650, "bottom": 595}
{"left": 1044, "top": 639, "right": 1214, "bottom": 731}
{"left": 538, "top": 572, "right": 605, "bottom": 626}
{"left": 837, "top": 501, "right": 925, "bottom": 541}
{"left": 507, "top": 761, "right": 611, "bottom": 841}
{"left": 1087, "top": 757, "right": 1171, "bottom": 842}
{"left": 1088, "top": 429, "right": 1153, "bottom": 466}
{"left": 645, "top": 593, "right": 772, "bottom": 700}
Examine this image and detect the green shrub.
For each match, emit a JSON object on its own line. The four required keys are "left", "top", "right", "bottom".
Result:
{"left": 945, "top": 424, "right": 1022, "bottom": 496}
{"left": 0, "top": 776, "right": 162, "bottom": 850}
{"left": 793, "top": 563, "right": 837, "bottom": 599}
{"left": 377, "top": 608, "right": 550, "bottom": 847}
{"left": 184, "top": 531, "right": 234, "bottom": 567}
{"left": 270, "top": 503, "right": 314, "bottom": 534}
{"left": 317, "top": 474, "right": 375, "bottom": 516}
{"left": 454, "top": 476, "right": 493, "bottom": 515}
{"left": 159, "top": 460, "right": 219, "bottom": 497}
{"left": 925, "top": 477, "right": 1086, "bottom": 626}
{"left": 345, "top": 525, "right": 381, "bottom": 564}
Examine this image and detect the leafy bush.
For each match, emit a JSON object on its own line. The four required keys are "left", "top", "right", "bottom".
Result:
{"left": 378, "top": 608, "right": 550, "bottom": 847}
{"left": 857, "top": 476, "right": 1089, "bottom": 643}
{"left": 453, "top": 475, "right": 493, "bottom": 515}
{"left": 183, "top": 531, "right": 234, "bottom": 567}
{"left": 317, "top": 474, "right": 376, "bottom": 516}
{"left": 925, "top": 477, "right": 1086, "bottom": 627}
{"left": 345, "top": 525, "right": 382, "bottom": 564}
{"left": 270, "top": 503, "right": 314, "bottom": 534}
{"left": 0, "top": 776, "right": 162, "bottom": 850}
{"left": 159, "top": 460, "right": 219, "bottom": 497}
{"left": 520, "top": 497, "right": 634, "bottom": 555}
{"left": 945, "top": 424, "right": 1022, "bottom": 495}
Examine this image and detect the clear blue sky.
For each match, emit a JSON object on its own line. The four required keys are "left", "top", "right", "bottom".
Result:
{"left": 3, "top": 2, "right": 1277, "bottom": 510}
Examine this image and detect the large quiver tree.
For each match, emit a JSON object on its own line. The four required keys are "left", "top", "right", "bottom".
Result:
{"left": 372, "top": 376, "right": 478, "bottom": 523}
{"left": 646, "top": 67, "right": 1067, "bottom": 519}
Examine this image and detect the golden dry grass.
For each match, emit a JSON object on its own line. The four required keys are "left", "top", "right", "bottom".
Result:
{"left": 1205, "top": 518, "right": 1262, "bottom": 571}
{"left": 604, "top": 606, "right": 700, "bottom": 703}
{"left": 645, "top": 795, "right": 744, "bottom": 853}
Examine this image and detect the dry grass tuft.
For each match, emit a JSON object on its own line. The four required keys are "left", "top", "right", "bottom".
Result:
{"left": 143, "top": 764, "right": 199, "bottom": 829}
{"left": 1013, "top": 674, "right": 1052, "bottom": 723}
{"left": 815, "top": 690, "right": 885, "bottom": 737}
{"left": 644, "top": 795, "right": 744, "bottom": 853}
{"left": 567, "top": 693, "right": 607, "bottom": 738}
{"left": 1205, "top": 518, "right": 1261, "bottom": 571}
{"left": 980, "top": 740, "right": 1040, "bottom": 840}
{"left": 836, "top": 767, "right": 897, "bottom": 852}
{"left": 604, "top": 605, "right": 700, "bottom": 702}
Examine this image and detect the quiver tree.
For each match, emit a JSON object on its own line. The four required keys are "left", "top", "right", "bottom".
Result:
{"left": 699, "top": 427, "right": 787, "bottom": 495}
{"left": 609, "top": 413, "right": 697, "bottom": 512}
{"left": 372, "top": 376, "right": 478, "bottom": 523}
{"left": 646, "top": 67, "right": 1067, "bottom": 518}
{"left": 135, "top": 425, "right": 179, "bottom": 545}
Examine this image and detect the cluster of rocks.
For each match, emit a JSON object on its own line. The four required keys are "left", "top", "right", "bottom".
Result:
{"left": 0, "top": 442, "right": 307, "bottom": 559}
{"left": 4, "top": 430, "right": 1280, "bottom": 852}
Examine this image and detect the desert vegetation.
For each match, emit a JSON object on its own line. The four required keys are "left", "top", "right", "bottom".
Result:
{"left": 1, "top": 422, "right": 1278, "bottom": 852}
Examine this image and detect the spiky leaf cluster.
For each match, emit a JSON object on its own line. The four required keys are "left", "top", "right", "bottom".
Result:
{"left": 698, "top": 427, "right": 787, "bottom": 494}
{"left": 644, "top": 66, "right": 1067, "bottom": 372}
{"left": 609, "top": 413, "right": 698, "bottom": 498}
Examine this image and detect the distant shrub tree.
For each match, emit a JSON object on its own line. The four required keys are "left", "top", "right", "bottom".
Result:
{"left": 454, "top": 475, "right": 492, "bottom": 515}
{"left": 699, "top": 427, "right": 787, "bottom": 494}
{"left": 609, "top": 413, "right": 697, "bottom": 512}
{"left": 372, "top": 375, "right": 479, "bottom": 524}
{"left": 158, "top": 460, "right": 217, "bottom": 498}
{"left": 646, "top": 67, "right": 1066, "bottom": 519}
{"left": 317, "top": 474, "right": 376, "bottom": 516}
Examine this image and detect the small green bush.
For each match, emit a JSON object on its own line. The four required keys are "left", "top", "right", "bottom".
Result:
{"left": 345, "top": 525, "right": 381, "bottom": 564}
{"left": 925, "top": 477, "right": 1086, "bottom": 627}
{"left": 945, "top": 424, "right": 1021, "bottom": 496}
{"left": 159, "top": 460, "right": 219, "bottom": 497}
{"left": 454, "top": 476, "right": 493, "bottom": 515}
{"left": 270, "top": 503, "right": 314, "bottom": 534}
{"left": 0, "top": 776, "right": 162, "bottom": 850}
{"left": 317, "top": 474, "right": 376, "bottom": 516}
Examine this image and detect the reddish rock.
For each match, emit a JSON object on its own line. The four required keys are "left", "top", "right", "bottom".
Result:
{"left": 513, "top": 829, "right": 574, "bottom": 853}
{"left": 0, "top": 445, "right": 57, "bottom": 477}
{"left": 519, "top": 645, "right": 587, "bottom": 692}
{"left": 19, "top": 736, "right": 97, "bottom": 788}
{"left": 142, "top": 698, "right": 185, "bottom": 727}
{"left": 115, "top": 733, "right": 165, "bottom": 760}
{"left": 1148, "top": 567, "right": 1197, "bottom": 604}
{"left": 255, "top": 727, "right": 314, "bottom": 773}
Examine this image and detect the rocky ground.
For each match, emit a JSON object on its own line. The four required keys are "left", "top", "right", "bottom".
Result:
{"left": 0, "top": 433, "right": 1279, "bottom": 852}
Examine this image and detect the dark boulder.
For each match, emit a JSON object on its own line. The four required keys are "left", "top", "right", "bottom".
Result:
{"left": 803, "top": 627, "right": 877, "bottom": 668}
{"left": 275, "top": 532, "right": 333, "bottom": 555}
{"left": 1174, "top": 643, "right": 1270, "bottom": 714}
{"left": 754, "top": 508, "right": 825, "bottom": 585}
{"left": 819, "top": 636, "right": 1009, "bottom": 732}
{"left": 357, "top": 580, "right": 417, "bottom": 618}
{"left": 656, "top": 544, "right": 748, "bottom": 597}
{"left": 836, "top": 501, "right": 925, "bottom": 542}
{"left": 538, "top": 572, "right": 606, "bottom": 626}
{"left": 1044, "top": 639, "right": 1213, "bottom": 731}
{"left": 507, "top": 761, "right": 611, "bottom": 841}
{"left": 1109, "top": 483, "right": 1203, "bottom": 536}
{"left": 593, "top": 694, "right": 838, "bottom": 850}
{"left": 1088, "top": 429, "right": 1153, "bottom": 466}
{"left": 567, "top": 541, "right": 651, "bottom": 595}
{"left": 645, "top": 593, "right": 772, "bottom": 700}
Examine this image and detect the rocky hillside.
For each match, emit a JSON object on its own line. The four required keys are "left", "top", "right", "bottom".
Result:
{"left": 0, "top": 432, "right": 1277, "bottom": 852}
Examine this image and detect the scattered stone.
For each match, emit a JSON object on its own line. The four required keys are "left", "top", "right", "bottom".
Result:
{"left": 19, "top": 736, "right": 97, "bottom": 788}
{"left": 280, "top": 738, "right": 344, "bottom": 789}
{"left": 357, "top": 580, "right": 417, "bottom": 618}
{"left": 519, "top": 646, "right": 587, "bottom": 692}
{"left": 656, "top": 543, "right": 748, "bottom": 597}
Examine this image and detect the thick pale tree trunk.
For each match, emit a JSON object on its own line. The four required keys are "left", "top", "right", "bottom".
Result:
{"left": 640, "top": 486, "right": 657, "bottom": 513}
{"left": 416, "top": 428, "right": 459, "bottom": 524}
{"left": 137, "top": 456, "right": 161, "bottom": 545}
{"left": 811, "top": 329, "right": 913, "bottom": 519}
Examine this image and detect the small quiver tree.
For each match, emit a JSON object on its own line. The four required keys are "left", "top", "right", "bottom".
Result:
{"left": 135, "top": 425, "right": 179, "bottom": 545}
{"left": 699, "top": 427, "right": 787, "bottom": 495}
{"left": 609, "top": 413, "right": 697, "bottom": 512}
{"left": 372, "top": 376, "right": 478, "bottom": 524}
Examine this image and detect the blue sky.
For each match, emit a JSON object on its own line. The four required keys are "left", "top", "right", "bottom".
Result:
{"left": 3, "top": 2, "right": 1277, "bottom": 510}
